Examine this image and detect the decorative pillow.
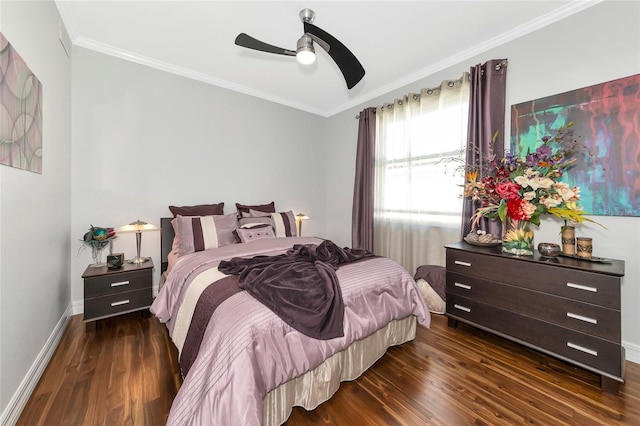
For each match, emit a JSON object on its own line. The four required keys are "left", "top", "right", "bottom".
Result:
{"left": 235, "top": 201, "right": 276, "bottom": 216}
{"left": 174, "top": 214, "right": 238, "bottom": 255}
{"left": 246, "top": 209, "right": 297, "bottom": 238}
{"left": 238, "top": 216, "right": 273, "bottom": 228}
{"left": 269, "top": 211, "right": 297, "bottom": 237}
{"left": 416, "top": 278, "right": 445, "bottom": 314}
{"left": 169, "top": 202, "right": 224, "bottom": 218}
{"left": 235, "top": 225, "right": 276, "bottom": 243}
{"left": 414, "top": 265, "right": 446, "bottom": 300}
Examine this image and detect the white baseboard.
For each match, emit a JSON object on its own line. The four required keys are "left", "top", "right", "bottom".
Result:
{"left": 72, "top": 299, "right": 83, "bottom": 315}
{"left": 0, "top": 304, "right": 72, "bottom": 426}
{"left": 623, "top": 339, "right": 640, "bottom": 365}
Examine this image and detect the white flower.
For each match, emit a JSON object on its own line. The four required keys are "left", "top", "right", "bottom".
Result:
{"left": 555, "top": 182, "right": 579, "bottom": 201}
{"left": 514, "top": 175, "right": 554, "bottom": 191}
{"left": 523, "top": 191, "right": 537, "bottom": 201}
{"left": 541, "top": 195, "right": 562, "bottom": 208}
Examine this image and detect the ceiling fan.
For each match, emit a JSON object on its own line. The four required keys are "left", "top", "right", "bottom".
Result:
{"left": 234, "top": 9, "right": 365, "bottom": 89}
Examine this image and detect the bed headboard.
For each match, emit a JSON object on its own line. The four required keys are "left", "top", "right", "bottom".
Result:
{"left": 160, "top": 217, "right": 174, "bottom": 274}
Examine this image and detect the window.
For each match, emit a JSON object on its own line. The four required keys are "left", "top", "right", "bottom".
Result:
{"left": 373, "top": 76, "right": 470, "bottom": 273}
{"left": 376, "top": 103, "right": 468, "bottom": 226}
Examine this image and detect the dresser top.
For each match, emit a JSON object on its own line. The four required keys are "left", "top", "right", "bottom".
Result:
{"left": 446, "top": 241, "right": 625, "bottom": 277}
{"left": 82, "top": 259, "right": 154, "bottom": 278}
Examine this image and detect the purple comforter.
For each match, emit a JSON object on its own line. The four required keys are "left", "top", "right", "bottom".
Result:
{"left": 151, "top": 237, "right": 430, "bottom": 425}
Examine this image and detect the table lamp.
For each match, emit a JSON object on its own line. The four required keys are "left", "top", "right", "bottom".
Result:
{"left": 117, "top": 220, "right": 160, "bottom": 264}
{"left": 295, "top": 213, "right": 309, "bottom": 236}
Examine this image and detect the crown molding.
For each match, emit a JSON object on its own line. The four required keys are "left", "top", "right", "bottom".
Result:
{"left": 59, "top": 0, "right": 602, "bottom": 118}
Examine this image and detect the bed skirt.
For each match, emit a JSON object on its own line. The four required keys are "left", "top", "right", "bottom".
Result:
{"left": 262, "top": 315, "right": 418, "bottom": 425}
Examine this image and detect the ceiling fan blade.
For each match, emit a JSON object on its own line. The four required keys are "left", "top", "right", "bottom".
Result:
{"left": 303, "top": 22, "right": 365, "bottom": 89}
{"left": 235, "top": 33, "right": 296, "bottom": 57}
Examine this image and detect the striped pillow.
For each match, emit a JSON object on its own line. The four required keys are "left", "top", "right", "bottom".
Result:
{"left": 175, "top": 214, "right": 238, "bottom": 255}
{"left": 247, "top": 209, "right": 297, "bottom": 238}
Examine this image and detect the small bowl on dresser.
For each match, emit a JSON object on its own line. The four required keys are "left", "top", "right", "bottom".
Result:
{"left": 538, "top": 242, "right": 561, "bottom": 258}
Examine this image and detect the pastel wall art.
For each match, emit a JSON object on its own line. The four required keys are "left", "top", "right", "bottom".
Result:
{"left": 0, "top": 32, "right": 43, "bottom": 174}
{"left": 511, "top": 73, "right": 640, "bottom": 217}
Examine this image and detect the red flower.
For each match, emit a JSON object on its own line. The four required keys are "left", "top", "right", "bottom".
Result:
{"left": 496, "top": 166, "right": 511, "bottom": 181}
{"left": 495, "top": 181, "right": 521, "bottom": 201}
{"left": 507, "top": 199, "right": 535, "bottom": 221}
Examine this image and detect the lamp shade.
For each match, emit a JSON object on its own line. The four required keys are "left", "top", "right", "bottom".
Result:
{"left": 117, "top": 220, "right": 160, "bottom": 233}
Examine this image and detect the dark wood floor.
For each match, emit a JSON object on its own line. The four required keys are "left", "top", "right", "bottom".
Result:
{"left": 18, "top": 312, "right": 640, "bottom": 425}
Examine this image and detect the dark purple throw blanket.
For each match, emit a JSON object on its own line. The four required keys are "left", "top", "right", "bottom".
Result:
{"left": 218, "top": 240, "right": 373, "bottom": 341}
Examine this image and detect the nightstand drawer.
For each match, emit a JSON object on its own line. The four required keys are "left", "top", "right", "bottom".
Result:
{"left": 84, "top": 269, "right": 151, "bottom": 298}
{"left": 447, "top": 272, "right": 620, "bottom": 341}
{"left": 84, "top": 288, "right": 152, "bottom": 320}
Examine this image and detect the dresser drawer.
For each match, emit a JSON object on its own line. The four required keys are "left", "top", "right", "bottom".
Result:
{"left": 446, "top": 249, "right": 620, "bottom": 309}
{"left": 84, "top": 269, "right": 151, "bottom": 298}
{"left": 84, "top": 288, "right": 152, "bottom": 321}
{"left": 447, "top": 272, "right": 620, "bottom": 342}
{"left": 446, "top": 295, "right": 622, "bottom": 378}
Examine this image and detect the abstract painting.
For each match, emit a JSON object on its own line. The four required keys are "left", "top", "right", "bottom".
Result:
{"left": 0, "top": 32, "right": 43, "bottom": 174}
{"left": 511, "top": 73, "right": 640, "bottom": 217}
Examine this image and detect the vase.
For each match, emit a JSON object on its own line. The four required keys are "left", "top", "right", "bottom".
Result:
{"left": 561, "top": 225, "right": 576, "bottom": 255}
{"left": 502, "top": 216, "right": 534, "bottom": 256}
{"left": 90, "top": 243, "right": 107, "bottom": 267}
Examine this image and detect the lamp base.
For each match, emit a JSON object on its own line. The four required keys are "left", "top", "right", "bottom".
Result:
{"left": 128, "top": 256, "right": 150, "bottom": 264}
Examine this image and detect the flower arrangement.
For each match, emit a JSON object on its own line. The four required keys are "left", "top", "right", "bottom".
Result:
{"left": 81, "top": 225, "right": 116, "bottom": 265}
{"left": 463, "top": 123, "right": 599, "bottom": 254}
{"left": 464, "top": 123, "right": 597, "bottom": 226}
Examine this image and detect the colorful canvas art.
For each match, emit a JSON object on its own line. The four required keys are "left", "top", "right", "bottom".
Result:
{"left": 0, "top": 32, "right": 43, "bottom": 174}
{"left": 511, "top": 74, "right": 640, "bottom": 217}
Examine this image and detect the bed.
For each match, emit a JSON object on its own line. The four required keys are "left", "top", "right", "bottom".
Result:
{"left": 151, "top": 209, "right": 430, "bottom": 425}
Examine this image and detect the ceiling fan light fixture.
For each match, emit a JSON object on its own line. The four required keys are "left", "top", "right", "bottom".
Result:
{"left": 296, "top": 35, "right": 316, "bottom": 65}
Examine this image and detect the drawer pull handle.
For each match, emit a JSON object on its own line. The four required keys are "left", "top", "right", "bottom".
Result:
{"left": 567, "top": 342, "right": 598, "bottom": 357}
{"left": 566, "top": 282, "right": 597, "bottom": 293}
{"left": 567, "top": 312, "right": 598, "bottom": 324}
{"left": 454, "top": 260, "right": 472, "bottom": 267}
{"left": 453, "top": 304, "right": 471, "bottom": 313}
{"left": 454, "top": 282, "right": 472, "bottom": 290}
{"left": 111, "top": 281, "right": 130, "bottom": 287}
{"left": 111, "top": 300, "right": 130, "bottom": 307}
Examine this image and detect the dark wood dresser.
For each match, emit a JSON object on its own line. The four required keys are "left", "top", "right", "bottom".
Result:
{"left": 82, "top": 260, "right": 154, "bottom": 332}
{"left": 445, "top": 242, "right": 625, "bottom": 393}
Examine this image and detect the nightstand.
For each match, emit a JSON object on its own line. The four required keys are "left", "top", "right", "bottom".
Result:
{"left": 82, "top": 260, "right": 154, "bottom": 332}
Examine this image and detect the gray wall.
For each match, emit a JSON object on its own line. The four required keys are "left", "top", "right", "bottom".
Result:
{"left": 0, "top": 0, "right": 72, "bottom": 419}
{"left": 323, "top": 1, "right": 640, "bottom": 358}
{"left": 70, "top": 47, "right": 328, "bottom": 304}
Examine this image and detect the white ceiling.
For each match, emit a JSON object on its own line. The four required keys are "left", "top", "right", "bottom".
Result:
{"left": 55, "top": 1, "right": 600, "bottom": 117}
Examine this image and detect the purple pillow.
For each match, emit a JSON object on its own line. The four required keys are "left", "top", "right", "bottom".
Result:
{"left": 169, "top": 202, "right": 224, "bottom": 218}
{"left": 235, "top": 201, "right": 276, "bottom": 216}
{"left": 238, "top": 216, "right": 273, "bottom": 228}
{"left": 246, "top": 209, "right": 297, "bottom": 237}
{"left": 235, "top": 225, "right": 276, "bottom": 243}
{"left": 174, "top": 214, "right": 238, "bottom": 255}
{"left": 269, "top": 211, "right": 297, "bottom": 237}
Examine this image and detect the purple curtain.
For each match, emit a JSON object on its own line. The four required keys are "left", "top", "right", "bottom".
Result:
{"left": 461, "top": 59, "right": 508, "bottom": 238}
{"left": 351, "top": 107, "right": 376, "bottom": 251}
